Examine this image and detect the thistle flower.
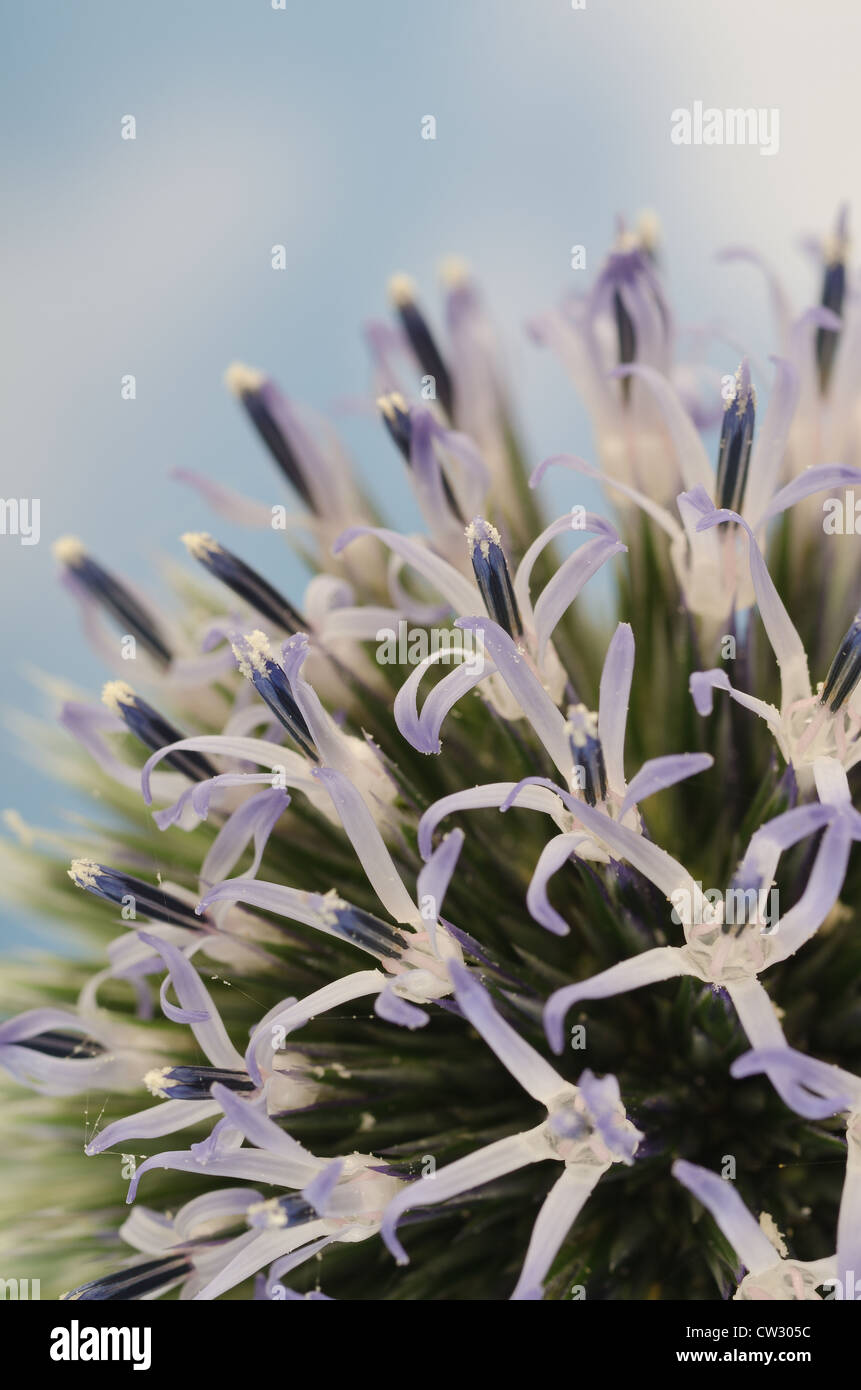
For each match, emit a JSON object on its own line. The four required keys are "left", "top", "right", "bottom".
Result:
{"left": 672, "top": 1160, "right": 836, "bottom": 1300}
{"left": 3, "top": 216, "right": 859, "bottom": 1304}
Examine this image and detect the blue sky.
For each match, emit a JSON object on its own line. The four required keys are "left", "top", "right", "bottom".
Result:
{"left": 2, "top": 0, "right": 860, "bottom": 944}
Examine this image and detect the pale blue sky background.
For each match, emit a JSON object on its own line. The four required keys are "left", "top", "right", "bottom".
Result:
{"left": 2, "top": 0, "right": 861, "bottom": 944}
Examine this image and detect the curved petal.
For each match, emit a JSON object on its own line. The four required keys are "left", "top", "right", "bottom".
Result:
{"left": 672, "top": 1160, "right": 780, "bottom": 1276}
{"left": 334, "top": 526, "right": 477, "bottom": 615}
{"left": 381, "top": 1127, "right": 546, "bottom": 1264}
{"left": 311, "top": 766, "right": 419, "bottom": 923}
{"left": 613, "top": 364, "right": 713, "bottom": 491}
{"left": 393, "top": 647, "right": 493, "bottom": 754}
{"left": 449, "top": 962, "right": 566, "bottom": 1105}
{"left": 417, "top": 782, "right": 566, "bottom": 860}
{"left": 689, "top": 489, "right": 811, "bottom": 708}
{"left": 533, "top": 535, "right": 626, "bottom": 664}
{"left": 526, "top": 832, "right": 590, "bottom": 936}
{"left": 731, "top": 1047, "right": 860, "bottom": 1121}
{"left": 199, "top": 788, "right": 289, "bottom": 888}
{"left": 86, "top": 1098, "right": 222, "bottom": 1156}
{"left": 765, "top": 818, "right": 853, "bottom": 963}
{"left": 598, "top": 622, "right": 635, "bottom": 794}
{"left": 137, "top": 932, "right": 245, "bottom": 1070}
{"left": 618, "top": 753, "right": 713, "bottom": 823}
{"left": 544, "top": 947, "right": 693, "bottom": 1054}
{"left": 510, "top": 1164, "right": 604, "bottom": 1300}
{"left": 455, "top": 619, "right": 571, "bottom": 775}
{"left": 246, "top": 972, "right": 386, "bottom": 1085}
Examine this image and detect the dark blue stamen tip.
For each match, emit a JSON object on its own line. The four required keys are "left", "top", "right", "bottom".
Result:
{"left": 382, "top": 396, "right": 464, "bottom": 523}
{"left": 227, "top": 366, "right": 317, "bottom": 512}
{"left": 378, "top": 393, "right": 413, "bottom": 462}
{"left": 820, "top": 610, "right": 861, "bottom": 712}
{"left": 232, "top": 634, "right": 318, "bottom": 761}
{"left": 249, "top": 1193, "right": 317, "bottom": 1230}
{"left": 389, "top": 277, "right": 454, "bottom": 420}
{"left": 817, "top": 260, "right": 846, "bottom": 395}
{"left": 566, "top": 705, "right": 607, "bottom": 807}
{"left": 613, "top": 288, "right": 637, "bottom": 402}
{"left": 62, "top": 1255, "right": 193, "bottom": 1301}
{"left": 103, "top": 682, "right": 217, "bottom": 782}
{"left": 715, "top": 361, "right": 756, "bottom": 513}
{"left": 68, "top": 860, "right": 210, "bottom": 931}
{"left": 183, "top": 533, "right": 305, "bottom": 635}
{"left": 327, "top": 898, "right": 408, "bottom": 959}
{"left": 17, "top": 1030, "right": 105, "bottom": 1060}
{"left": 466, "top": 518, "right": 523, "bottom": 640}
{"left": 55, "top": 540, "right": 172, "bottom": 667}
{"left": 149, "top": 1064, "right": 255, "bottom": 1100}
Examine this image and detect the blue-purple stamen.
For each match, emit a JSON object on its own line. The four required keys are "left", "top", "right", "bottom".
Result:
{"left": 389, "top": 277, "right": 454, "bottom": 420}
{"left": 103, "top": 683, "right": 217, "bottom": 781}
{"left": 182, "top": 533, "right": 305, "bottom": 635}
{"left": 330, "top": 901, "right": 408, "bottom": 959}
{"left": 817, "top": 212, "right": 848, "bottom": 395}
{"left": 152, "top": 1065, "right": 255, "bottom": 1100}
{"left": 17, "top": 1030, "right": 105, "bottom": 1060}
{"left": 566, "top": 705, "right": 607, "bottom": 808}
{"left": 819, "top": 610, "right": 861, "bottom": 712}
{"left": 378, "top": 393, "right": 413, "bottom": 462}
{"left": 68, "top": 861, "right": 210, "bottom": 931}
{"left": 613, "top": 288, "right": 637, "bottom": 403}
{"left": 248, "top": 1193, "right": 318, "bottom": 1229}
{"left": 230, "top": 373, "right": 317, "bottom": 511}
{"left": 56, "top": 541, "right": 172, "bottom": 666}
{"left": 380, "top": 394, "right": 464, "bottom": 522}
{"left": 466, "top": 518, "right": 523, "bottom": 640}
{"left": 62, "top": 1254, "right": 193, "bottom": 1301}
{"left": 233, "top": 637, "right": 319, "bottom": 762}
{"left": 715, "top": 361, "right": 756, "bottom": 513}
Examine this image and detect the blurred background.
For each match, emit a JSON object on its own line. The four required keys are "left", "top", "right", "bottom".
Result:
{"left": 2, "top": 0, "right": 860, "bottom": 945}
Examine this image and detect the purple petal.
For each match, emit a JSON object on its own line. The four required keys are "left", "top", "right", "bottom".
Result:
{"left": 418, "top": 782, "right": 565, "bottom": 860}
{"left": 577, "top": 1068, "right": 641, "bottom": 1163}
{"left": 766, "top": 818, "right": 853, "bottom": 963}
{"left": 333, "top": 526, "right": 477, "bottom": 614}
{"left": 731, "top": 1047, "right": 859, "bottom": 1120}
{"left": 416, "top": 829, "right": 464, "bottom": 933}
{"left": 199, "top": 788, "right": 289, "bottom": 888}
{"left": 672, "top": 1159, "right": 781, "bottom": 1276}
{"left": 688, "top": 493, "right": 811, "bottom": 708}
{"left": 393, "top": 650, "right": 492, "bottom": 754}
{"left": 86, "top": 1098, "right": 221, "bottom": 1156}
{"left": 302, "top": 1158, "right": 345, "bottom": 1215}
{"left": 743, "top": 357, "right": 799, "bottom": 527}
{"left": 449, "top": 961, "right": 564, "bottom": 1104}
{"left": 758, "top": 463, "right": 861, "bottom": 528}
{"left": 311, "top": 766, "right": 418, "bottom": 923}
{"left": 526, "top": 833, "right": 588, "bottom": 936}
{"left": 455, "top": 619, "right": 570, "bottom": 774}
{"left": 618, "top": 753, "right": 713, "bottom": 822}
{"left": 544, "top": 947, "right": 691, "bottom": 1054}
{"left": 533, "top": 535, "right": 626, "bottom": 664}
{"left": 598, "top": 622, "right": 635, "bottom": 794}
{"left": 381, "top": 1130, "right": 542, "bottom": 1265}
{"left": 510, "top": 1165, "right": 602, "bottom": 1300}
{"left": 374, "top": 987, "right": 429, "bottom": 1029}
{"left": 137, "top": 932, "right": 245, "bottom": 1070}
{"left": 612, "top": 364, "right": 713, "bottom": 491}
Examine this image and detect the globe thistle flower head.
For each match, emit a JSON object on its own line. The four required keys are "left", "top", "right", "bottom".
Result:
{"left": 3, "top": 213, "right": 860, "bottom": 1306}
